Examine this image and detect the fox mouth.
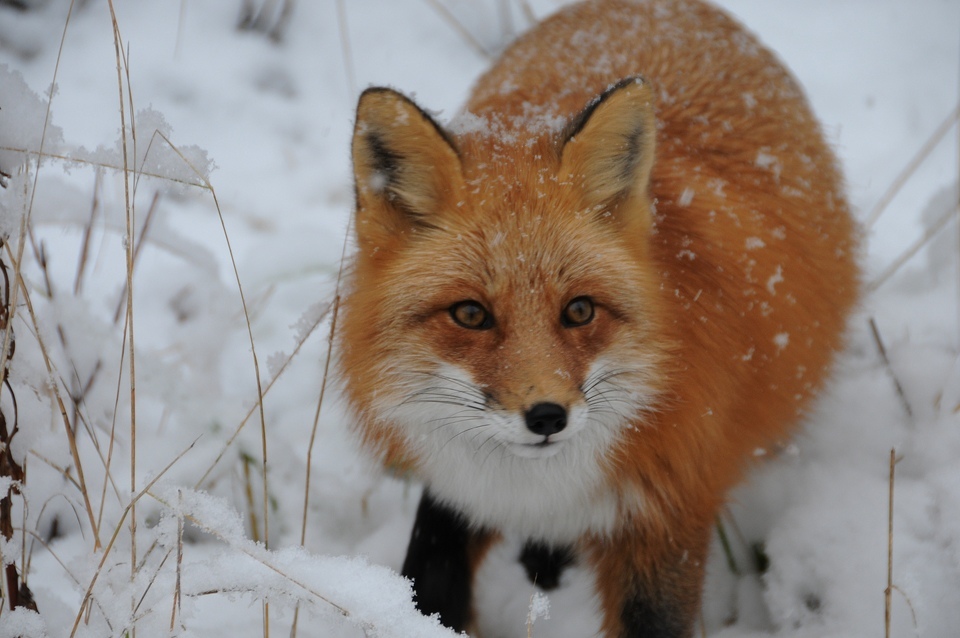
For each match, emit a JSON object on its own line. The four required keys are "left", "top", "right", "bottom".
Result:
{"left": 507, "top": 438, "right": 565, "bottom": 459}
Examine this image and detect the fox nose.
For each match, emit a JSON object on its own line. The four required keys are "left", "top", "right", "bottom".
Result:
{"left": 525, "top": 402, "right": 567, "bottom": 436}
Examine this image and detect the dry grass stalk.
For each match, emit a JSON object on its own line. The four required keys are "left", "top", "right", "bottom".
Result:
{"left": 194, "top": 298, "right": 331, "bottom": 490}
{"left": 243, "top": 453, "right": 262, "bottom": 543}
{"left": 290, "top": 216, "right": 350, "bottom": 636}
{"left": 23, "top": 202, "right": 118, "bottom": 506}
{"left": 21, "top": 526, "right": 83, "bottom": 592}
{"left": 5, "top": 242, "right": 103, "bottom": 549}
{"left": 2, "top": 1, "right": 78, "bottom": 551}
{"left": 112, "top": 190, "right": 161, "bottom": 324}
{"left": 335, "top": 0, "right": 357, "bottom": 98}
{"left": 526, "top": 592, "right": 534, "bottom": 638}
{"left": 132, "top": 548, "right": 173, "bottom": 621}
{"left": 498, "top": 0, "right": 515, "bottom": 40}
{"left": 74, "top": 114, "right": 279, "bottom": 631}
{"left": 715, "top": 515, "right": 740, "bottom": 576}
{"left": 0, "top": 146, "right": 207, "bottom": 188}
{"left": 516, "top": 0, "right": 537, "bottom": 25}
{"left": 883, "top": 450, "right": 920, "bottom": 635}
{"left": 103, "top": 3, "right": 141, "bottom": 629}
{"left": 170, "top": 489, "right": 184, "bottom": 632}
{"left": 73, "top": 170, "right": 100, "bottom": 296}
{"left": 868, "top": 202, "right": 959, "bottom": 291}
{"left": 885, "top": 448, "right": 895, "bottom": 638}
{"left": 153, "top": 124, "right": 275, "bottom": 638}
{"left": 3, "top": 2, "right": 78, "bottom": 438}
{"left": 0, "top": 239, "right": 38, "bottom": 613}
{"left": 147, "top": 490, "right": 354, "bottom": 619}
{"left": 6, "top": 2, "right": 334, "bottom": 634}
{"left": 68, "top": 437, "right": 197, "bottom": 637}
{"left": 423, "top": 0, "right": 492, "bottom": 59}
{"left": 868, "top": 318, "right": 914, "bottom": 420}
{"left": 866, "top": 103, "right": 959, "bottom": 228}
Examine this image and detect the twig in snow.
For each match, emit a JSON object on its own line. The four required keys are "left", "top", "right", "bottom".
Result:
{"left": 868, "top": 318, "right": 914, "bottom": 420}
{"left": 884, "top": 449, "right": 919, "bottom": 636}
{"left": 884, "top": 448, "right": 895, "bottom": 638}
{"left": 170, "top": 489, "right": 184, "bottom": 632}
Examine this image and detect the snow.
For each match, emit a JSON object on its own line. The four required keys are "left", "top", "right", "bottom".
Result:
{"left": 0, "top": 0, "right": 958, "bottom": 637}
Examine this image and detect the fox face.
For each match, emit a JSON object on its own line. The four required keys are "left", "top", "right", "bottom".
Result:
{"left": 340, "top": 81, "right": 670, "bottom": 540}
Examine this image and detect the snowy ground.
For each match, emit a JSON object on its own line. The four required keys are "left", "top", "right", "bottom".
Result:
{"left": 0, "top": 0, "right": 958, "bottom": 636}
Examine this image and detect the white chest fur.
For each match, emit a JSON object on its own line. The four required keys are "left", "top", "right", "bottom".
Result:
{"left": 472, "top": 536, "right": 602, "bottom": 638}
{"left": 378, "top": 362, "right": 648, "bottom": 543}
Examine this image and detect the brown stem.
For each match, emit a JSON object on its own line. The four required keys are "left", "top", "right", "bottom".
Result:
{"left": 0, "top": 240, "right": 37, "bottom": 612}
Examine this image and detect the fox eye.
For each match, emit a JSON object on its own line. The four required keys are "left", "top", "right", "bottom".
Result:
{"left": 562, "top": 296, "right": 594, "bottom": 327}
{"left": 450, "top": 300, "right": 494, "bottom": 330}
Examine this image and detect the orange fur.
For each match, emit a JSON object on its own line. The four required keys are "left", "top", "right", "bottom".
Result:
{"left": 338, "top": 0, "right": 859, "bottom": 635}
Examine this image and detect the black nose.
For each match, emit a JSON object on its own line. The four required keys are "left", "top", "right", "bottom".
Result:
{"left": 524, "top": 402, "right": 567, "bottom": 436}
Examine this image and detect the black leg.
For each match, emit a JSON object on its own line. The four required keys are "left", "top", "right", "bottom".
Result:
{"left": 620, "top": 589, "right": 690, "bottom": 638}
{"left": 585, "top": 530, "right": 707, "bottom": 638}
{"left": 518, "top": 540, "right": 575, "bottom": 591}
{"left": 401, "top": 490, "right": 477, "bottom": 631}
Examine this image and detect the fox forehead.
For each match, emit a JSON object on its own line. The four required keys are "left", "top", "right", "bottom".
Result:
{"left": 402, "top": 150, "right": 632, "bottom": 285}
{"left": 389, "top": 209, "right": 642, "bottom": 316}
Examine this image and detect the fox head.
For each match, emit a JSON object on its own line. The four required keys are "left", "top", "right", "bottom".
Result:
{"left": 339, "top": 79, "right": 671, "bottom": 539}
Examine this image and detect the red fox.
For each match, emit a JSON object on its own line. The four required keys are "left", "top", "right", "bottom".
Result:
{"left": 338, "top": 0, "right": 859, "bottom": 635}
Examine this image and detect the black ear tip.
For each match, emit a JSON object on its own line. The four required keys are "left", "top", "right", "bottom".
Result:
{"left": 608, "top": 75, "right": 646, "bottom": 92}
{"left": 357, "top": 85, "right": 403, "bottom": 109}
{"left": 354, "top": 87, "right": 459, "bottom": 157}
{"left": 595, "top": 76, "right": 652, "bottom": 109}
{"left": 359, "top": 85, "right": 393, "bottom": 97}
{"left": 562, "top": 75, "right": 653, "bottom": 145}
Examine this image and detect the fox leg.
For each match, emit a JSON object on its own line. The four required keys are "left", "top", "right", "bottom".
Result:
{"left": 401, "top": 490, "right": 493, "bottom": 632}
{"left": 585, "top": 523, "right": 711, "bottom": 638}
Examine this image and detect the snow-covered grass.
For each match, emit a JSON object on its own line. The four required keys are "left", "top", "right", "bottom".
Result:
{"left": 0, "top": 0, "right": 957, "bottom": 636}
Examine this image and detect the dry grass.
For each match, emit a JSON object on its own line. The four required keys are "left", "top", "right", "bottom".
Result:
{"left": 0, "top": 1, "right": 956, "bottom": 637}
{"left": 868, "top": 318, "right": 914, "bottom": 420}
{"left": 0, "top": 238, "right": 38, "bottom": 613}
{"left": 865, "top": 104, "right": 959, "bottom": 229}
{"left": 0, "top": 3, "right": 304, "bottom": 634}
{"left": 884, "top": 448, "right": 895, "bottom": 638}
{"left": 423, "top": 0, "right": 494, "bottom": 59}
{"left": 884, "top": 449, "right": 919, "bottom": 636}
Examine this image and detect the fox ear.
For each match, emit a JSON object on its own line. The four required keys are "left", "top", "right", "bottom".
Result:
{"left": 558, "top": 78, "right": 656, "bottom": 224}
{"left": 352, "top": 87, "right": 463, "bottom": 241}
